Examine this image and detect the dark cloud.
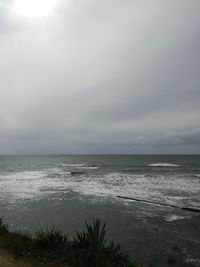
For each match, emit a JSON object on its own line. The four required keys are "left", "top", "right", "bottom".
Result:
{"left": 0, "top": 0, "right": 199, "bottom": 154}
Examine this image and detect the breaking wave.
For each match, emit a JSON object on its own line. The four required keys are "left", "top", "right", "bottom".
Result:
{"left": 0, "top": 169, "right": 199, "bottom": 210}
{"left": 148, "top": 163, "right": 180, "bottom": 167}
{"left": 59, "top": 163, "right": 86, "bottom": 167}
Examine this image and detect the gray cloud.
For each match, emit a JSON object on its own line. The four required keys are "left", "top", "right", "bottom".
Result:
{"left": 0, "top": 0, "right": 200, "bottom": 154}
{"left": 119, "top": 128, "right": 200, "bottom": 147}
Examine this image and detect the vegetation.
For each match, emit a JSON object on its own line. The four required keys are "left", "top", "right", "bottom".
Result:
{"left": 0, "top": 217, "right": 9, "bottom": 234}
{"left": 72, "top": 219, "right": 134, "bottom": 267}
{"left": 0, "top": 217, "right": 149, "bottom": 267}
{"left": 34, "top": 226, "right": 67, "bottom": 249}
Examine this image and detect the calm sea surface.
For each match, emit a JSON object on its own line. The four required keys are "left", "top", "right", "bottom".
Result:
{"left": 0, "top": 155, "right": 200, "bottom": 266}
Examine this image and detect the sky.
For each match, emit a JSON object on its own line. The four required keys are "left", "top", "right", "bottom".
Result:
{"left": 0, "top": 0, "right": 200, "bottom": 154}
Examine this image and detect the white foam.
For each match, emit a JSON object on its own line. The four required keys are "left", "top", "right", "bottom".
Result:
{"left": 0, "top": 169, "right": 69, "bottom": 201}
{"left": 63, "top": 172, "right": 200, "bottom": 206}
{"left": 68, "top": 172, "right": 200, "bottom": 210}
{"left": 165, "top": 214, "right": 185, "bottom": 222}
{"left": 0, "top": 171, "right": 47, "bottom": 180}
{"left": 59, "top": 163, "right": 86, "bottom": 167}
{"left": 0, "top": 169, "right": 199, "bottom": 209}
{"left": 148, "top": 163, "right": 180, "bottom": 167}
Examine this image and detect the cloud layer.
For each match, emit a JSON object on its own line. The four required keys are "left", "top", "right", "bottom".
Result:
{"left": 0, "top": 0, "right": 200, "bottom": 154}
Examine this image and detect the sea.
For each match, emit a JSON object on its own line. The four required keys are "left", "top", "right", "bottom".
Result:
{"left": 0, "top": 155, "right": 199, "bottom": 267}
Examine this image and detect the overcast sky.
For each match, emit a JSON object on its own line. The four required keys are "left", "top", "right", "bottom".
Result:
{"left": 0, "top": 0, "right": 200, "bottom": 154}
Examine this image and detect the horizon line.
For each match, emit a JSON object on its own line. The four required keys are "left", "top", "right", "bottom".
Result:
{"left": 0, "top": 153, "right": 200, "bottom": 156}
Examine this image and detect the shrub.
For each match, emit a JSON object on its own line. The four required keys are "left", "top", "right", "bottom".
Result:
{"left": 85, "top": 219, "right": 107, "bottom": 250}
{"left": 0, "top": 217, "right": 9, "bottom": 234}
{"left": 0, "top": 218, "right": 141, "bottom": 267}
{"left": 34, "top": 226, "right": 67, "bottom": 250}
{"left": 73, "top": 219, "right": 135, "bottom": 267}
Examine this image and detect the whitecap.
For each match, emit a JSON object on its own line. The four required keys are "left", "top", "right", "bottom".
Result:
{"left": 148, "top": 163, "right": 180, "bottom": 167}
{"left": 59, "top": 163, "right": 86, "bottom": 167}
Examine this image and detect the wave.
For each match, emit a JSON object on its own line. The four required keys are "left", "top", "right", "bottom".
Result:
{"left": 59, "top": 163, "right": 86, "bottom": 167}
{"left": 148, "top": 163, "right": 180, "bottom": 167}
{"left": 1, "top": 169, "right": 199, "bottom": 210}
{"left": 62, "top": 172, "right": 200, "bottom": 207}
{"left": 77, "top": 166, "right": 99, "bottom": 170}
{"left": 0, "top": 171, "right": 47, "bottom": 180}
{"left": 59, "top": 164, "right": 99, "bottom": 170}
{"left": 0, "top": 169, "right": 71, "bottom": 201}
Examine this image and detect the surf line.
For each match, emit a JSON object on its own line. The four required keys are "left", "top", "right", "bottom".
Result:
{"left": 117, "top": 195, "right": 200, "bottom": 213}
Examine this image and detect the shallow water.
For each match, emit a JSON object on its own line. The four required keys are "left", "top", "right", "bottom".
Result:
{"left": 0, "top": 155, "right": 200, "bottom": 266}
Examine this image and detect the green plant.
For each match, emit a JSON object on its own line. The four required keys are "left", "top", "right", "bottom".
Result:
{"left": 34, "top": 226, "right": 67, "bottom": 250}
{"left": 73, "top": 219, "right": 106, "bottom": 249}
{"left": 73, "top": 219, "right": 135, "bottom": 267}
{"left": 85, "top": 219, "right": 107, "bottom": 250}
{"left": 0, "top": 217, "right": 9, "bottom": 234}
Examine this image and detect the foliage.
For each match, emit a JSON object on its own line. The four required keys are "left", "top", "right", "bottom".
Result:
{"left": 0, "top": 217, "right": 143, "bottom": 267}
{"left": 0, "top": 217, "right": 9, "bottom": 234}
{"left": 74, "top": 219, "right": 106, "bottom": 250}
{"left": 85, "top": 219, "right": 107, "bottom": 250}
{"left": 72, "top": 219, "right": 135, "bottom": 267}
{"left": 34, "top": 226, "right": 67, "bottom": 250}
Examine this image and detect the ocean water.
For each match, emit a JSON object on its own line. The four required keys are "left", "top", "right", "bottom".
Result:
{"left": 0, "top": 155, "right": 200, "bottom": 266}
